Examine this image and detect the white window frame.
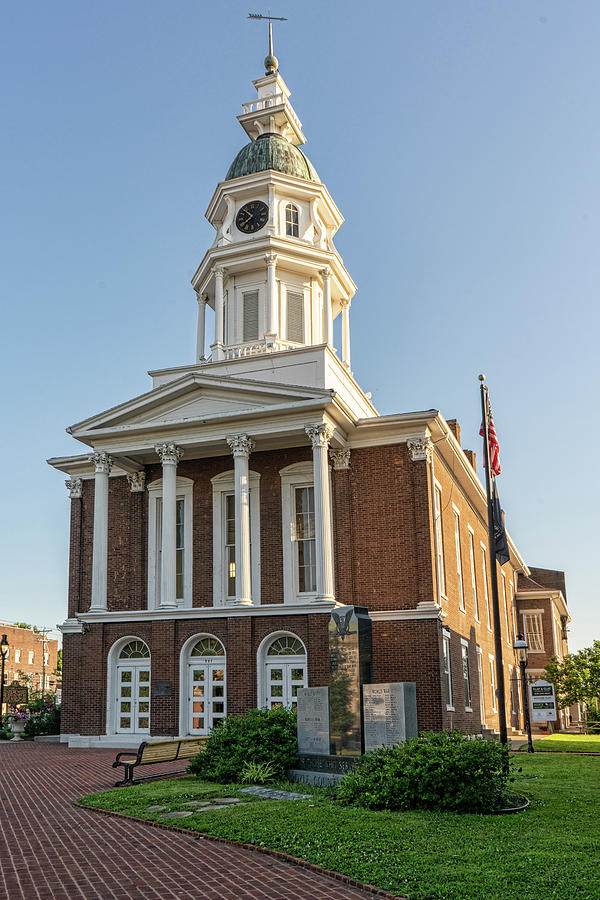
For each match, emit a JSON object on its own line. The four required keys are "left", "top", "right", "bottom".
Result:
{"left": 476, "top": 645, "right": 485, "bottom": 725}
{"left": 443, "top": 630, "right": 453, "bottom": 711}
{"left": 285, "top": 202, "right": 300, "bottom": 238}
{"left": 14, "top": 649, "right": 21, "bottom": 663}
{"left": 281, "top": 283, "right": 310, "bottom": 345}
{"left": 521, "top": 610, "right": 545, "bottom": 652}
{"left": 510, "top": 581, "right": 517, "bottom": 643}
{"left": 502, "top": 572, "right": 510, "bottom": 645}
{"left": 212, "top": 470, "right": 261, "bottom": 607}
{"left": 489, "top": 654, "right": 497, "bottom": 713}
{"left": 453, "top": 505, "right": 465, "bottom": 612}
{"left": 508, "top": 664, "right": 518, "bottom": 715}
{"left": 433, "top": 481, "right": 447, "bottom": 602}
{"left": 468, "top": 526, "right": 479, "bottom": 622}
{"left": 233, "top": 280, "right": 265, "bottom": 345}
{"left": 461, "top": 638, "right": 472, "bottom": 712}
{"left": 481, "top": 542, "right": 492, "bottom": 631}
{"left": 28, "top": 651, "right": 34, "bottom": 665}
{"left": 147, "top": 476, "right": 193, "bottom": 610}
{"left": 280, "top": 461, "right": 331, "bottom": 604}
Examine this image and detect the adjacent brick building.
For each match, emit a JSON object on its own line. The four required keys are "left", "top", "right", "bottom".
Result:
{"left": 0, "top": 623, "right": 59, "bottom": 705}
{"left": 49, "top": 48, "right": 572, "bottom": 747}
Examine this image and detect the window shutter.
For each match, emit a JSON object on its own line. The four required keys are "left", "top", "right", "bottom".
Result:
{"left": 286, "top": 291, "right": 304, "bottom": 343}
{"left": 243, "top": 291, "right": 259, "bottom": 342}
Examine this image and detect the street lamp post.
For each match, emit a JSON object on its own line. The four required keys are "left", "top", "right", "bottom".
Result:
{"left": 514, "top": 634, "right": 534, "bottom": 753}
{"left": 0, "top": 634, "right": 9, "bottom": 723}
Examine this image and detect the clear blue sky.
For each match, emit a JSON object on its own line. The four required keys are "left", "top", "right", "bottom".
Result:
{"left": 1, "top": 1, "right": 598, "bottom": 651}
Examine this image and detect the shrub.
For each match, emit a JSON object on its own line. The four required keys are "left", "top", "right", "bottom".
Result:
{"left": 240, "top": 761, "right": 276, "bottom": 784}
{"left": 188, "top": 707, "right": 298, "bottom": 783}
{"left": 23, "top": 704, "right": 61, "bottom": 737}
{"left": 0, "top": 724, "right": 13, "bottom": 741}
{"left": 337, "top": 731, "right": 513, "bottom": 813}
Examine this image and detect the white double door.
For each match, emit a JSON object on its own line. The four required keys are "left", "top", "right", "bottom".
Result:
{"left": 116, "top": 663, "right": 150, "bottom": 734}
{"left": 265, "top": 660, "right": 306, "bottom": 709}
{"left": 188, "top": 661, "right": 226, "bottom": 735}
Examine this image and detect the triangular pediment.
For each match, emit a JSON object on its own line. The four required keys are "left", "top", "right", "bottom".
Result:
{"left": 70, "top": 373, "right": 332, "bottom": 436}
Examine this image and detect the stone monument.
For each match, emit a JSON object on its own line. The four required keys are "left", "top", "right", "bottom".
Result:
{"left": 297, "top": 686, "right": 330, "bottom": 755}
{"left": 328, "top": 605, "right": 372, "bottom": 755}
{"left": 362, "top": 682, "right": 418, "bottom": 751}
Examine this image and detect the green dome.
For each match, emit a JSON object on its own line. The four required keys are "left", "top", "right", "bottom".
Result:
{"left": 226, "top": 133, "right": 320, "bottom": 183}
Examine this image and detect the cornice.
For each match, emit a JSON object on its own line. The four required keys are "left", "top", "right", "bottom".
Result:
{"left": 369, "top": 601, "right": 447, "bottom": 622}
{"left": 69, "top": 601, "right": 337, "bottom": 625}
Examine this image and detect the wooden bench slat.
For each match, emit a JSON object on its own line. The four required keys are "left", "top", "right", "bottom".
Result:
{"left": 114, "top": 736, "right": 208, "bottom": 786}
{"left": 139, "top": 741, "right": 181, "bottom": 764}
{"left": 176, "top": 738, "right": 207, "bottom": 759}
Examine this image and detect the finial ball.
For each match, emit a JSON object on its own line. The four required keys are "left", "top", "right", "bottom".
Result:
{"left": 478, "top": 373, "right": 486, "bottom": 382}
{"left": 264, "top": 53, "right": 278, "bottom": 74}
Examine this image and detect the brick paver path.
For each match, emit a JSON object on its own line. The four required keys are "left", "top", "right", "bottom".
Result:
{"left": 0, "top": 742, "right": 379, "bottom": 899}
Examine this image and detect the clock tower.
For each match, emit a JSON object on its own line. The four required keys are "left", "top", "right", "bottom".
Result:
{"left": 191, "top": 45, "right": 358, "bottom": 391}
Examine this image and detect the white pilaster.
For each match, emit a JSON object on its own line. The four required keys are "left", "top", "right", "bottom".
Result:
{"left": 265, "top": 252, "right": 278, "bottom": 340}
{"left": 126, "top": 471, "right": 146, "bottom": 493}
{"left": 155, "top": 442, "right": 183, "bottom": 609}
{"left": 212, "top": 266, "right": 225, "bottom": 360}
{"left": 196, "top": 292, "right": 207, "bottom": 362}
{"left": 341, "top": 297, "right": 351, "bottom": 369}
{"left": 305, "top": 423, "right": 335, "bottom": 602}
{"left": 65, "top": 478, "right": 82, "bottom": 499}
{"left": 227, "top": 434, "right": 255, "bottom": 606}
{"left": 321, "top": 268, "right": 333, "bottom": 347}
{"left": 89, "top": 452, "right": 112, "bottom": 611}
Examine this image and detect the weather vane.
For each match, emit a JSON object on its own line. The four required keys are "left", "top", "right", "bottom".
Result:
{"left": 248, "top": 11, "right": 288, "bottom": 74}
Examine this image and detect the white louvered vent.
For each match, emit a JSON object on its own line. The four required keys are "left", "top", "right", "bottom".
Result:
{"left": 286, "top": 291, "right": 304, "bottom": 343}
{"left": 243, "top": 291, "right": 259, "bottom": 342}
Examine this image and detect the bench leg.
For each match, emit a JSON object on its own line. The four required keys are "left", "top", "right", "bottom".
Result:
{"left": 114, "top": 763, "right": 134, "bottom": 788}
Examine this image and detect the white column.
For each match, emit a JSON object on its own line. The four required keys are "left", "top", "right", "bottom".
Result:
{"left": 196, "top": 293, "right": 206, "bottom": 362}
{"left": 227, "top": 434, "right": 255, "bottom": 606}
{"left": 212, "top": 265, "right": 225, "bottom": 359}
{"left": 155, "top": 442, "right": 183, "bottom": 609}
{"left": 89, "top": 452, "right": 112, "bottom": 611}
{"left": 321, "top": 268, "right": 333, "bottom": 347}
{"left": 305, "top": 424, "right": 335, "bottom": 602}
{"left": 340, "top": 298, "right": 351, "bottom": 370}
{"left": 265, "top": 252, "right": 278, "bottom": 341}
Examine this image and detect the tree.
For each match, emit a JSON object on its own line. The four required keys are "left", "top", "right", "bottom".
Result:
{"left": 54, "top": 649, "right": 62, "bottom": 677}
{"left": 545, "top": 641, "right": 600, "bottom": 714}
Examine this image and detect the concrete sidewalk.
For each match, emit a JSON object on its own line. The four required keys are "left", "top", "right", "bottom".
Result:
{"left": 0, "top": 742, "right": 384, "bottom": 899}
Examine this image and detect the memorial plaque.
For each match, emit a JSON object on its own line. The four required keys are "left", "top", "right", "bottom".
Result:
{"left": 153, "top": 680, "right": 172, "bottom": 698}
{"left": 297, "top": 687, "right": 330, "bottom": 755}
{"left": 4, "top": 682, "right": 28, "bottom": 706}
{"left": 329, "top": 606, "right": 372, "bottom": 756}
{"left": 363, "top": 683, "right": 418, "bottom": 751}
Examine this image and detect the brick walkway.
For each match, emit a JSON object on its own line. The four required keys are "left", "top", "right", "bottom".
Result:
{"left": 0, "top": 742, "right": 380, "bottom": 900}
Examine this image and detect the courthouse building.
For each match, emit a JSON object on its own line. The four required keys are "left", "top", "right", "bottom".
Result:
{"left": 49, "top": 47, "right": 571, "bottom": 747}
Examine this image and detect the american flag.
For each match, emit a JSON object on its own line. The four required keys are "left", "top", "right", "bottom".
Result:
{"left": 480, "top": 398, "right": 502, "bottom": 476}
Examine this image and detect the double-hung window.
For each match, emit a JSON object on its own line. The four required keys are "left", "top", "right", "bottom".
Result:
{"left": 211, "top": 470, "right": 261, "bottom": 605}
{"left": 285, "top": 203, "right": 299, "bottom": 237}
{"left": 28, "top": 651, "right": 34, "bottom": 664}
{"left": 489, "top": 655, "right": 497, "bottom": 713}
{"left": 461, "top": 640, "right": 472, "bottom": 711}
{"left": 434, "top": 485, "right": 446, "bottom": 600}
{"left": 481, "top": 544, "right": 492, "bottom": 630}
{"left": 14, "top": 649, "right": 21, "bottom": 663}
{"left": 468, "top": 529, "right": 479, "bottom": 621}
{"left": 453, "top": 508, "right": 465, "bottom": 611}
{"left": 443, "top": 631, "right": 453, "bottom": 710}
{"left": 280, "top": 462, "right": 329, "bottom": 603}
{"left": 148, "top": 477, "right": 193, "bottom": 609}
{"left": 501, "top": 573, "right": 510, "bottom": 644}
{"left": 522, "top": 612, "right": 544, "bottom": 651}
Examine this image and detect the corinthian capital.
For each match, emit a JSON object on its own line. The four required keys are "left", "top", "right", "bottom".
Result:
{"left": 305, "top": 423, "right": 334, "bottom": 449}
{"left": 407, "top": 437, "right": 434, "bottom": 463}
{"left": 330, "top": 448, "right": 351, "bottom": 470}
{"left": 319, "top": 266, "right": 332, "bottom": 281}
{"left": 265, "top": 251, "right": 278, "bottom": 265}
{"left": 339, "top": 297, "right": 352, "bottom": 310}
{"left": 126, "top": 471, "right": 146, "bottom": 492}
{"left": 211, "top": 264, "right": 225, "bottom": 279}
{"left": 65, "top": 478, "right": 82, "bottom": 499}
{"left": 155, "top": 443, "right": 183, "bottom": 465}
{"left": 90, "top": 452, "right": 113, "bottom": 475}
{"left": 227, "top": 433, "right": 255, "bottom": 458}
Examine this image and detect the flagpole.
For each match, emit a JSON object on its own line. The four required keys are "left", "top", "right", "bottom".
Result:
{"left": 478, "top": 374, "right": 508, "bottom": 756}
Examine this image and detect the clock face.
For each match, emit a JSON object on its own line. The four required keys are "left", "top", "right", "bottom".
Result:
{"left": 236, "top": 200, "right": 269, "bottom": 234}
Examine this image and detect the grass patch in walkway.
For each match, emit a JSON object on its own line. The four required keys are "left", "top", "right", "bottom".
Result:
{"left": 80, "top": 755, "right": 599, "bottom": 900}
{"left": 527, "top": 734, "right": 600, "bottom": 753}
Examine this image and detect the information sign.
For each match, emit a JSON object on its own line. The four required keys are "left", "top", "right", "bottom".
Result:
{"left": 529, "top": 679, "right": 557, "bottom": 722}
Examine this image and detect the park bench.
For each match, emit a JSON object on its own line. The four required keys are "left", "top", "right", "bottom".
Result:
{"left": 112, "top": 737, "right": 207, "bottom": 787}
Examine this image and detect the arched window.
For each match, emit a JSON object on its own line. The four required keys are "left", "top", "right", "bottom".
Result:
{"left": 184, "top": 636, "right": 226, "bottom": 735}
{"left": 285, "top": 203, "right": 299, "bottom": 238}
{"left": 261, "top": 633, "right": 307, "bottom": 709}
{"left": 111, "top": 638, "right": 151, "bottom": 735}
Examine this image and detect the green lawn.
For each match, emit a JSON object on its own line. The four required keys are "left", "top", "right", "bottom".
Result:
{"left": 79, "top": 755, "right": 599, "bottom": 900}
{"left": 527, "top": 734, "right": 600, "bottom": 753}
